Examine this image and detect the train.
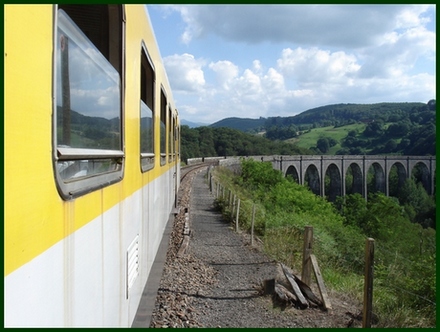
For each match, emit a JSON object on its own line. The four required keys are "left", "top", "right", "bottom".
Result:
{"left": 5, "top": 4, "right": 180, "bottom": 327}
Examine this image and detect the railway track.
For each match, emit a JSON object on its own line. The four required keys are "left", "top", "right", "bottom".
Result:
{"left": 180, "top": 161, "right": 217, "bottom": 181}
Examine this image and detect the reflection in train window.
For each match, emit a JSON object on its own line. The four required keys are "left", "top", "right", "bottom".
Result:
{"left": 160, "top": 89, "right": 167, "bottom": 166}
{"left": 168, "top": 107, "right": 173, "bottom": 162}
{"left": 140, "top": 44, "right": 155, "bottom": 171}
{"left": 174, "top": 113, "right": 179, "bottom": 160}
{"left": 57, "top": 157, "right": 121, "bottom": 181}
{"left": 53, "top": 5, "right": 124, "bottom": 199}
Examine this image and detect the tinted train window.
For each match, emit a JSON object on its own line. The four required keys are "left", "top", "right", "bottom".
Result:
{"left": 54, "top": 5, "right": 124, "bottom": 199}
{"left": 168, "top": 107, "right": 173, "bottom": 162}
{"left": 140, "top": 44, "right": 155, "bottom": 171}
{"left": 160, "top": 89, "right": 167, "bottom": 166}
{"left": 174, "top": 113, "right": 179, "bottom": 160}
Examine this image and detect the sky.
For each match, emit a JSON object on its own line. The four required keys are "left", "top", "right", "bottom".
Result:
{"left": 147, "top": 4, "right": 436, "bottom": 125}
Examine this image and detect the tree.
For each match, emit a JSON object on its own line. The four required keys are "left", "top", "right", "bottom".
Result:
{"left": 384, "top": 139, "right": 398, "bottom": 153}
{"left": 197, "top": 127, "right": 216, "bottom": 156}
{"left": 385, "top": 121, "right": 410, "bottom": 138}
{"left": 328, "top": 137, "right": 338, "bottom": 147}
{"left": 363, "top": 120, "right": 384, "bottom": 137}
{"left": 427, "top": 99, "right": 436, "bottom": 111}
{"left": 398, "top": 178, "right": 436, "bottom": 228}
{"left": 335, "top": 193, "right": 367, "bottom": 229}
{"left": 317, "top": 137, "right": 330, "bottom": 153}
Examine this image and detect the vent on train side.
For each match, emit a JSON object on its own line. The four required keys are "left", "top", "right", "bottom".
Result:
{"left": 126, "top": 235, "right": 139, "bottom": 299}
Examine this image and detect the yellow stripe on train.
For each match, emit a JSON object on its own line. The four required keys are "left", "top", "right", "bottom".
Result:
{"left": 5, "top": 4, "right": 179, "bottom": 279}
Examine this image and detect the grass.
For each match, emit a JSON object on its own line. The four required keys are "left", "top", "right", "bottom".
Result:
{"left": 287, "top": 122, "right": 407, "bottom": 155}
{"left": 289, "top": 123, "right": 366, "bottom": 151}
{"left": 211, "top": 165, "right": 436, "bottom": 328}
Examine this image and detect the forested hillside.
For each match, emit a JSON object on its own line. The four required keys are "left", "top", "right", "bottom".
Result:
{"left": 266, "top": 101, "right": 432, "bottom": 128}
{"left": 180, "top": 126, "right": 311, "bottom": 162}
{"left": 201, "top": 100, "right": 436, "bottom": 156}
{"left": 210, "top": 117, "right": 266, "bottom": 133}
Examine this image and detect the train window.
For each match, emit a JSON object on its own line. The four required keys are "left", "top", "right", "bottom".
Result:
{"left": 168, "top": 107, "right": 173, "bottom": 162}
{"left": 174, "top": 113, "right": 179, "bottom": 160}
{"left": 140, "top": 44, "right": 155, "bottom": 172}
{"left": 53, "top": 5, "right": 124, "bottom": 199}
{"left": 160, "top": 89, "right": 167, "bottom": 166}
{"left": 176, "top": 119, "right": 181, "bottom": 158}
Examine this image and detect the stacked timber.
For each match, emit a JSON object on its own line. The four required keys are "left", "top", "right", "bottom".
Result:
{"left": 265, "top": 263, "right": 326, "bottom": 310}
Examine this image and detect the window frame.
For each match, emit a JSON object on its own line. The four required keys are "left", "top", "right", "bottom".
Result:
{"left": 159, "top": 86, "right": 167, "bottom": 166}
{"left": 52, "top": 5, "right": 125, "bottom": 199}
{"left": 168, "top": 106, "right": 173, "bottom": 163}
{"left": 174, "top": 112, "right": 179, "bottom": 160}
{"left": 140, "top": 41, "right": 155, "bottom": 172}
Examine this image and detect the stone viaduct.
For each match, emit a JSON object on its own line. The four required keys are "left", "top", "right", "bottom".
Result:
{"left": 268, "top": 155, "right": 436, "bottom": 201}
{"left": 192, "top": 155, "right": 436, "bottom": 201}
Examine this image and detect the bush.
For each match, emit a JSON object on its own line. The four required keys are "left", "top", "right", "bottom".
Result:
{"left": 213, "top": 159, "right": 436, "bottom": 327}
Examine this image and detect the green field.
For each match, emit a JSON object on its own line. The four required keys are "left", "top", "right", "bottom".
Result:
{"left": 288, "top": 123, "right": 367, "bottom": 154}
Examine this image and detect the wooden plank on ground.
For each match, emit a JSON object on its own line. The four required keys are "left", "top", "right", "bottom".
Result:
{"left": 274, "top": 284, "right": 298, "bottom": 304}
{"left": 310, "top": 254, "right": 332, "bottom": 310}
{"left": 281, "top": 263, "right": 308, "bottom": 309}
{"left": 177, "top": 235, "right": 190, "bottom": 257}
{"left": 292, "top": 272, "right": 323, "bottom": 307}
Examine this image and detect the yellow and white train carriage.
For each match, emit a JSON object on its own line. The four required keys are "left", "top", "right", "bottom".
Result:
{"left": 5, "top": 4, "right": 180, "bottom": 327}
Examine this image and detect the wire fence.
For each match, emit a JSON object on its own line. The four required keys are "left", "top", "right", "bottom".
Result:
{"left": 206, "top": 165, "right": 436, "bottom": 325}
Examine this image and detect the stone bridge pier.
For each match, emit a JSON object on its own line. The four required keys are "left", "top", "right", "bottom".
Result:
{"left": 269, "top": 155, "right": 435, "bottom": 201}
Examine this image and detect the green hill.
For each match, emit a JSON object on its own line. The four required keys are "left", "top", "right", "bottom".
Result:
{"left": 282, "top": 102, "right": 427, "bottom": 127}
{"left": 209, "top": 117, "right": 266, "bottom": 133}
{"left": 288, "top": 123, "right": 367, "bottom": 154}
{"left": 180, "top": 125, "right": 311, "bottom": 162}
{"left": 206, "top": 100, "right": 436, "bottom": 156}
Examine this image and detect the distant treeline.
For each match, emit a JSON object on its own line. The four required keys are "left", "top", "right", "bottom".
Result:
{"left": 320, "top": 101, "right": 435, "bottom": 155}
{"left": 180, "top": 126, "right": 311, "bottom": 163}
{"left": 265, "top": 101, "right": 434, "bottom": 128}
{"left": 207, "top": 100, "right": 436, "bottom": 156}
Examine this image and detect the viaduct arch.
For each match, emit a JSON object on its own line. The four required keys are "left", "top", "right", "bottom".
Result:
{"left": 271, "top": 155, "right": 435, "bottom": 201}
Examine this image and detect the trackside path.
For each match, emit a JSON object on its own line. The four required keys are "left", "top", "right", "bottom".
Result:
{"left": 149, "top": 168, "right": 361, "bottom": 328}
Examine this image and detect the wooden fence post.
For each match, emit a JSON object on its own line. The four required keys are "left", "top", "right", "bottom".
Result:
{"left": 228, "top": 189, "right": 232, "bottom": 208}
{"left": 310, "top": 254, "right": 332, "bottom": 310}
{"left": 231, "top": 195, "right": 236, "bottom": 219}
{"left": 251, "top": 204, "right": 256, "bottom": 246}
{"left": 301, "top": 226, "right": 313, "bottom": 286}
{"left": 235, "top": 199, "right": 240, "bottom": 232}
{"left": 363, "top": 238, "right": 375, "bottom": 328}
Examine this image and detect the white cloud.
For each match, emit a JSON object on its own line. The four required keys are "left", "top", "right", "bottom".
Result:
{"left": 357, "top": 24, "right": 435, "bottom": 79}
{"left": 262, "top": 68, "right": 285, "bottom": 94}
{"left": 163, "top": 53, "right": 206, "bottom": 92}
{"left": 166, "top": 5, "right": 433, "bottom": 48}
{"left": 192, "top": 45, "right": 362, "bottom": 118}
{"left": 252, "top": 60, "right": 262, "bottom": 74}
{"left": 235, "top": 69, "right": 262, "bottom": 98}
{"left": 394, "top": 5, "right": 433, "bottom": 30}
{"left": 277, "top": 47, "right": 360, "bottom": 85}
{"left": 152, "top": 5, "right": 435, "bottom": 123}
{"left": 169, "top": 45, "right": 435, "bottom": 123}
{"left": 208, "top": 60, "right": 239, "bottom": 90}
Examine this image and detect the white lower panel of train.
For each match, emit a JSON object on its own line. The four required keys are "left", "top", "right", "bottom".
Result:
{"left": 5, "top": 170, "right": 175, "bottom": 327}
